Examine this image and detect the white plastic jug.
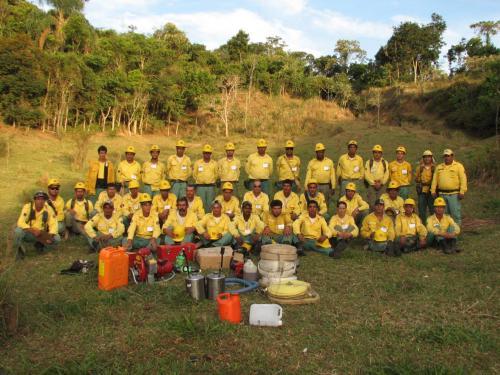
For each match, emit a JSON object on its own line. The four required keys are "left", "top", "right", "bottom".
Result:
{"left": 249, "top": 304, "right": 283, "bottom": 326}
{"left": 243, "top": 259, "right": 258, "bottom": 282}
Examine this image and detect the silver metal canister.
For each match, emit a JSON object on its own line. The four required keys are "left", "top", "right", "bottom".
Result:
{"left": 206, "top": 272, "right": 225, "bottom": 300}
{"left": 185, "top": 273, "right": 206, "bottom": 300}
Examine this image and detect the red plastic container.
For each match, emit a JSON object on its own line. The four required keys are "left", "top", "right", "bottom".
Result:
{"left": 157, "top": 244, "right": 197, "bottom": 262}
{"left": 217, "top": 293, "right": 242, "bottom": 324}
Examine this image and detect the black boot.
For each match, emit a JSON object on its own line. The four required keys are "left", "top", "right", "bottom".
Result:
{"left": 296, "top": 243, "right": 306, "bottom": 257}
{"left": 16, "top": 245, "right": 26, "bottom": 261}
{"left": 330, "top": 240, "right": 348, "bottom": 259}
{"left": 443, "top": 239, "right": 455, "bottom": 254}
{"left": 34, "top": 242, "right": 45, "bottom": 253}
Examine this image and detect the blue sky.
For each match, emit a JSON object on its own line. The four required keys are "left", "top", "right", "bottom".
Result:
{"left": 42, "top": 0, "right": 500, "bottom": 66}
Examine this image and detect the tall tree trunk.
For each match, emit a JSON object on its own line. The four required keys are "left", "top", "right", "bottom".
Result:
{"left": 38, "top": 27, "right": 51, "bottom": 50}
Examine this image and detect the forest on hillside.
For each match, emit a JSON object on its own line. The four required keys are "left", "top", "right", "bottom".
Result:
{"left": 0, "top": 0, "right": 498, "bottom": 136}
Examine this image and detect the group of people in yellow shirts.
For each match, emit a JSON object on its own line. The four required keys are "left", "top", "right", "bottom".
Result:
{"left": 14, "top": 138, "right": 467, "bottom": 259}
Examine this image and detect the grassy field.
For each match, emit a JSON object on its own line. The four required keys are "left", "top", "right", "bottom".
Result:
{"left": 0, "top": 120, "right": 499, "bottom": 374}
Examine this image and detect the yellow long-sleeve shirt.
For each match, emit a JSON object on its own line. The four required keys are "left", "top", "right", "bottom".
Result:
{"left": 86, "top": 160, "right": 115, "bottom": 195}
{"left": 48, "top": 196, "right": 65, "bottom": 222}
{"left": 17, "top": 203, "right": 58, "bottom": 234}
{"left": 389, "top": 160, "right": 412, "bottom": 186}
{"left": 276, "top": 155, "right": 301, "bottom": 181}
{"left": 299, "top": 192, "right": 328, "bottom": 216}
{"left": 215, "top": 195, "right": 241, "bottom": 216}
{"left": 262, "top": 211, "right": 293, "bottom": 235}
{"left": 218, "top": 157, "right": 241, "bottom": 182}
{"left": 274, "top": 190, "right": 301, "bottom": 218}
{"left": 360, "top": 213, "right": 395, "bottom": 241}
{"left": 380, "top": 193, "right": 404, "bottom": 215}
{"left": 127, "top": 211, "right": 161, "bottom": 240}
{"left": 166, "top": 155, "right": 192, "bottom": 181}
{"left": 337, "top": 154, "right": 364, "bottom": 180}
{"left": 364, "top": 158, "right": 389, "bottom": 186}
{"left": 122, "top": 193, "right": 141, "bottom": 217}
{"left": 187, "top": 196, "right": 205, "bottom": 220}
{"left": 152, "top": 193, "right": 177, "bottom": 216}
{"left": 141, "top": 161, "right": 166, "bottom": 191}
{"left": 229, "top": 214, "right": 264, "bottom": 237}
{"left": 415, "top": 164, "right": 435, "bottom": 193}
{"left": 84, "top": 213, "right": 124, "bottom": 239}
{"left": 193, "top": 159, "right": 218, "bottom": 184}
{"left": 339, "top": 193, "right": 369, "bottom": 215}
{"left": 243, "top": 191, "right": 269, "bottom": 217}
{"left": 65, "top": 198, "right": 94, "bottom": 222}
{"left": 328, "top": 214, "right": 359, "bottom": 238}
{"left": 293, "top": 213, "right": 331, "bottom": 247}
{"left": 305, "top": 158, "right": 336, "bottom": 188}
{"left": 162, "top": 211, "right": 197, "bottom": 242}
{"left": 426, "top": 214, "right": 460, "bottom": 236}
{"left": 117, "top": 160, "right": 142, "bottom": 184}
{"left": 195, "top": 213, "right": 231, "bottom": 240}
{"left": 431, "top": 161, "right": 467, "bottom": 195}
{"left": 245, "top": 153, "right": 273, "bottom": 180}
{"left": 395, "top": 213, "right": 427, "bottom": 239}
{"left": 95, "top": 192, "right": 124, "bottom": 216}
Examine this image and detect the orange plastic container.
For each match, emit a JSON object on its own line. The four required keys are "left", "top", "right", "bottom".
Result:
{"left": 98, "top": 246, "right": 129, "bottom": 291}
{"left": 217, "top": 293, "right": 242, "bottom": 324}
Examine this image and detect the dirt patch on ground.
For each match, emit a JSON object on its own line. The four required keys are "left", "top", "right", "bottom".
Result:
{"left": 461, "top": 217, "right": 498, "bottom": 232}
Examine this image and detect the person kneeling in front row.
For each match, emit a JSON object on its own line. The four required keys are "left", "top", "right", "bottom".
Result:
{"left": 328, "top": 201, "right": 359, "bottom": 259}
{"left": 293, "top": 200, "right": 333, "bottom": 257}
{"left": 395, "top": 198, "right": 427, "bottom": 253}
{"left": 84, "top": 200, "right": 124, "bottom": 252}
{"left": 426, "top": 197, "right": 461, "bottom": 254}
{"left": 162, "top": 197, "right": 197, "bottom": 245}
{"left": 360, "top": 198, "right": 398, "bottom": 256}
{"left": 123, "top": 193, "right": 161, "bottom": 252}
{"left": 195, "top": 201, "right": 233, "bottom": 247}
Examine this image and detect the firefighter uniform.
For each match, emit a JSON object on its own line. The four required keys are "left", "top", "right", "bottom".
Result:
{"left": 299, "top": 191, "right": 328, "bottom": 218}
{"left": 117, "top": 146, "right": 141, "bottom": 188}
{"left": 339, "top": 190, "right": 369, "bottom": 226}
{"left": 163, "top": 210, "right": 197, "bottom": 244}
{"left": 187, "top": 196, "right": 205, "bottom": 220}
{"left": 64, "top": 182, "right": 95, "bottom": 235}
{"left": 95, "top": 191, "right": 124, "bottom": 217}
{"left": 305, "top": 143, "right": 336, "bottom": 202}
{"left": 242, "top": 191, "right": 269, "bottom": 218}
{"left": 364, "top": 145, "right": 390, "bottom": 207}
{"left": 276, "top": 140, "right": 301, "bottom": 190}
{"left": 196, "top": 213, "right": 233, "bottom": 247}
{"left": 274, "top": 190, "right": 301, "bottom": 220}
{"left": 360, "top": 211, "right": 395, "bottom": 253}
{"left": 328, "top": 213, "right": 359, "bottom": 256}
{"left": 337, "top": 141, "right": 365, "bottom": 196}
{"left": 166, "top": 140, "right": 192, "bottom": 198}
{"left": 141, "top": 145, "right": 166, "bottom": 197}
{"left": 293, "top": 213, "right": 333, "bottom": 255}
{"left": 389, "top": 146, "right": 412, "bottom": 200}
{"left": 218, "top": 142, "right": 241, "bottom": 196}
{"left": 152, "top": 180, "right": 177, "bottom": 222}
{"left": 261, "top": 211, "right": 296, "bottom": 245}
{"left": 245, "top": 139, "right": 273, "bottom": 196}
{"left": 215, "top": 195, "right": 241, "bottom": 217}
{"left": 125, "top": 209, "right": 161, "bottom": 250}
{"left": 229, "top": 214, "right": 265, "bottom": 251}
{"left": 86, "top": 159, "right": 114, "bottom": 202}
{"left": 395, "top": 199, "right": 428, "bottom": 252}
{"left": 84, "top": 210, "right": 125, "bottom": 251}
{"left": 193, "top": 144, "right": 218, "bottom": 213}
{"left": 122, "top": 181, "right": 142, "bottom": 228}
{"left": 426, "top": 197, "right": 461, "bottom": 253}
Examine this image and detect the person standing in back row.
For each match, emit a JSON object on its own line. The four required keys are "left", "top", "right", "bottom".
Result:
{"left": 167, "top": 140, "right": 192, "bottom": 198}
{"left": 116, "top": 146, "right": 141, "bottom": 194}
{"left": 218, "top": 142, "right": 241, "bottom": 197}
{"left": 245, "top": 139, "right": 273, "bottom": 196}
{"left": 364, "top": 145, "right": 389, "bottom": 208}
{"left": 415, "top": 150, "right": 435, "bottom": 223}
{"left": 276, "top": 140, "right": 301, "bottom": 192}
{"left": 430, "top": 149, "right": 467, "bottom": 226}
{"left": 337, "top": 140, "right": 364, "bottom": 196}
{"left": 141, "top": 145, "right": 165, "bottom": 198}
{"left": 305, "top": 143, "right": 336, "bottom": 204}
{"left": 85, "top": 145, "right": 115, "bottom": 204}
{"left": 193, "top": 144, "right": 218, "bottom": 213}
{"left": 389, "top": 146, "right": 412, "bottom": 200}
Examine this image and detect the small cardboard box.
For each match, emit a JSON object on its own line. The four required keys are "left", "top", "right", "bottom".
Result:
{"left": 196, "top": 247, "right": 233, "bottom": 270}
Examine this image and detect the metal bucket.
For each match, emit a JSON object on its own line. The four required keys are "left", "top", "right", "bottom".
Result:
{"left": 185, "top": 273, "right": 206, "bottom": 300}
{"left": 206, "top": 272, "right": 225, "bottom": 300}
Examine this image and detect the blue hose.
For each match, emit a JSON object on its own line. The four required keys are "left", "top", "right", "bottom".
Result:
{"left": 224, "top": 277, "right": 259, "bottom": 294}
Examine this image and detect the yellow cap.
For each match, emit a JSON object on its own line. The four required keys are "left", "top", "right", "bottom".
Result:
{"left": 404, "top": 198, "right": 416, "bottom": 206}
{"left": 150, "top": 145, "right": 160, "bottom": 152}
{"left": 139, "top": 193, "right": 152, "bottom": 203}
{"left": 348, "top": 140, "right": 358, "bottom": 146}
{"left": 345, "top": 182, "right": 357, "bottom": 191}
{"left": 225, "top": 142, "right": 235, "bottom": 151}
{"left": 422, "top": 150, "right": 433, "bottom": 157}
{"left": 128, "top": 180, "right": 140, "bottom": 189}
{"left": 202, "top": 144, "right": 213, "bottom": 153}
{"left": 159, "top": 180, "right": 171, "bottom": 190}
{"left": 434, "top": 197, "right": 446, "bottom": 207}
{"left": 47, "top": 178, "right": 60, "bottom": 187}
{"left": 285, "top": 140, "right": 295, "bottom": 148}
{"left": 125, "top": 146, "right": 136, "bottom": 154}
{"left": 176, "top": 140, "right": 186, "bottom": 148}
{"left": 396, "top": 146, "right": 406, "bottom": 153}
{"left": 74, "top": 182, "right": 86, "bottom": 190}
{"left": 222, "top": 182, "right": 233, "bottom": 191}
{"left": 374, "top": 229, "right": 388, "bottom": 242}
{"left": 315, "top": 143, "right": 326, "bottom": 151}
{"left": 372, "top": 144, "right": 383, "bottom": 152}
{"left": 307, "top": 178, "right": 318, "bottom": 186}
{"left": 257, "top": 139, "right": 267, "bottom": 147}
{"left": 388, "top": 181, "right": 400, "bottom": 189}
{"left": 443, "top": 148, "right": 453, "bottom": 156}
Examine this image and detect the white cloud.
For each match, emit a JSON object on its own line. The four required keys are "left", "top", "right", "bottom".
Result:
{"left": 254, "top": 0, "right": 308, "bottom": 15}
{"left": 390, "top": 14, "right": 422, "bottom": 24}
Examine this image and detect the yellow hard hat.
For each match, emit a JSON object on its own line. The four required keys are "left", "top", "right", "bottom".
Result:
{"left": 176, "top": 140, "right": 186, "bottom": 148}
{"left": 159, "top": 180, "right": 171, "bottom": 190}
{"left": 396, "top": 146, "right": 406, "bottom": 153}
{"left": 443, "top": 148, "right": 453, "bottom": 156}
{"left": 74, "top": 182, "right": 86, "bottom": 190}
{"left": 128, "top": 180, "right": 140, "bottom": 189}
{"left": 434, "top": 197, "right": 447, "bottom": 207}
{"left": 307, "top": 178, "right": 318, "bottom": 186}
{"left": 222, "top": 182, "right": 233, "bottom": 191}
{"left": 315, "top": 143, "right": 326, "bottom": 151}
{"left": 125, "top": 146, "right": 136, "bottom": 154}
{"left": 257, "top": 139, "right": 267, "bottom": 147}
{"left": 345, "top": 182, "right": 357, "bottom": 191}
{"left": 374, "top": 229, "right": 388, "bottom": 242}
{"left": 387, "top": 181, "right": 400, "bottom": 189}
{"left": 47, "top": 178, "right": 60, "bottom": 187}
{"left": 404, "top": 198, "right": 416, "bottom": 206}
{"left": 285, "top": 140, "right": 295, "bottom": 148}
{"left": 372, "top": 144, "right": 383, "bottom": 152}
{"left": 225, "top": 142, "right": 235, "bottom": 151}
{"left": 348, "top": 140, "right": 358, "bottom": 146}
{"left": 202, "top": 144, "right": 213, "bottom": 153}
{"left": 422, "top": 150, "right": 433, "bottom": 157}
{"left": 139, "top": 193, "right": 152, "bottom": 203}
{"left": 150, "top": 145, "right": 160, "bottom": 152}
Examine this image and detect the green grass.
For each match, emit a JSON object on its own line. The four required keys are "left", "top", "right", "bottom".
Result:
{"left": 0, "top": 121, "right": 499, "bottom": 373}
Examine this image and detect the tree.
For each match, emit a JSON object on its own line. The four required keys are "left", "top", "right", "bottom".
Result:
{"left": 334, "top": 39, "right": 366, "bottom": 71}
{"left": 470, "top": 21, "right": 500, "bottom": 46}
{"left": 220, "top": 30, "right": 250, "bottom": 63}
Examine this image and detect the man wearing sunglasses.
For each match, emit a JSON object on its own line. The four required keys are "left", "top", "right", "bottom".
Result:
{"left": 47, "top": 178, "right": 66, "bottom": 238}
